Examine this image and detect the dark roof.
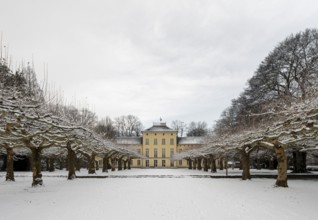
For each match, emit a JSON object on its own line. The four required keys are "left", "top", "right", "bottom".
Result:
{"left": 116, "top": 137, "right": 142, "bottom": 145}
{"left": 178, "top": 137, "right": 205, "bottom": 145}
{"left": 143, "top": 122, "right": 177, "bottom": 132}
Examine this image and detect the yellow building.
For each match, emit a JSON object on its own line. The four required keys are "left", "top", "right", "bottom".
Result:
{"left": 116, "top": 122, "right": 204, "bottom": 168}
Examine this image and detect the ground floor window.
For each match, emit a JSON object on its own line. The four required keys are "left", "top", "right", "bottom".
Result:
{"left": 170, "top": 160, "right": 174, "bottom": 167}
{"left": 162, "top": 160, "right": 166, "bottom": 167}
{"left": 146, "top": 160, "right": 149, "bottom": 167}
{"left": 179, "top": 160, "right": 182, "bottom": 166}
{"left": 137, "top": 160, "right": 141, "bottom": 166}
{"left": 154, "top": 160, "right": 158, "bottom": 167}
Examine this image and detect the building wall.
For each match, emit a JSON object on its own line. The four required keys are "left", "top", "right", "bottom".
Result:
{"left": 129, "top": 134, "right": 204, "bottom": 168}
{"left": 139, "top": 130, "right": 177, "bottom": 168}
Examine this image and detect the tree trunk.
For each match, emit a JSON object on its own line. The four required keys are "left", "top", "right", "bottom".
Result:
{"left": 59, "top": 159, "right": 64, "bottom": 170}
{"left": 188, "top": 159, "right": 192, "bottom": 169}
{"left": 95, "top": 161, "right": 99, "bottom": 171}
{"left": 31, "top": 148, "right": 43, "bottom": 186}
{"left": 275, "top": 146, "right": 288, "bottom": 187}
{"left": 102, "top": 155, "right": 109, "bottom": 172}
{"left": 46, "top": 158, "right": 50, "bottom": 171}
{"left": 111, "top": 159, "right": 116, "bottom": 171}
{"left": 48, "top": 158, "right": 55, "bottom": 172}
{"left": 210, "top": 156, "right": 217, "bottom": 173}
{"left": 225, "top": 158, "right": 228, "bottom": 176}
{"left": 292, "top": 150, "right": 307, "bottom": 173}
{"left": 123, "top": 160, "right": 127, "bottom": 170}
{"left": 193, "top": 159, "right": 197, "bottom": 169}
{"left": 241, "top": 151, "right": 251, "bottom": 180}
{"left": 88, "top": 153, "right": 96, "bottom": 174}
{"left": 197, "top": 158, "right": 202, "bottom": 170}
{"left": 203, "top": 158, "right": 208, "bottom": 172}
{"left": 75, "top": 156, "right": 81, "bottom": 172}
{"left": 128, "top": 158, "right": 131, "bottom": 170}
{"left": 67, "top": 146, "right": 76, "bottom": 180}
{"left": 118, "top": 158, "right": 123, "bottom": 171}
{"left": 219, "top": 158, "right": 224, "bottom": 170}
{"left": 6, "top": 148, "right": 15, "bottom": 181}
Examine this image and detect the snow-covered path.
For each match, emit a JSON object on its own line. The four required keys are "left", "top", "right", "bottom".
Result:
{"left": 1, "top": 169, "right": 317, "bottom": 220}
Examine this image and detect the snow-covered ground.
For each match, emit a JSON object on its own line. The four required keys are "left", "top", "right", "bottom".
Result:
{"left": 1, "top": 169, "right": 317, "bottom": 220}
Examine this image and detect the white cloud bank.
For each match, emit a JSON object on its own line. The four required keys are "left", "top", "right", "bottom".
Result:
{"left": 1, "top": 0, "right": 318, "bottom": 128}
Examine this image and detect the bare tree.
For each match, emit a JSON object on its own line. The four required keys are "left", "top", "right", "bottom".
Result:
{"left": 170, "top": 120, "right": 186, "bottom": 137}
{"left": 114, "top": 115, "right": 143, "bottom": 137}
{"left": 94, "top": 116, "right": 116, "bottom": 139}
{"left": 187, "top": 121, "right": 208, "bottom": 137}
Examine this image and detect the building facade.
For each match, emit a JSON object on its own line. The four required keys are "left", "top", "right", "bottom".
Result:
{"left": 116, "top": 122, "right": 204, "bottom": 168}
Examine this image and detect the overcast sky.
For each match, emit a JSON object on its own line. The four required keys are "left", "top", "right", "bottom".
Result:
{"left": 1, "top": 0, "right": 318, "bottom": 129}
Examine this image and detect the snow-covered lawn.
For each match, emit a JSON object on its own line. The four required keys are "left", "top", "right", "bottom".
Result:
{"left": 1, "top": 169, "right": 317, "bottom": 220}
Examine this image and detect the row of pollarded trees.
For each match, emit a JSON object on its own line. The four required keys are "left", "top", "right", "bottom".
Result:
{"left": 0, "top": 61, "right": 143, "bottom": 186}
{"left": 175, "top": 98, "right": 318, "bottom": 187}
{"left": 0, "top": 93, "right": 142, "bottom": 185}
{"left": 174, "top": 29, "right": 318, "bottom": 187}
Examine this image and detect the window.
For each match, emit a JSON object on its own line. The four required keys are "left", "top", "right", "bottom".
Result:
{"left": 170, "top": 148, "right": 174, "bottom": 156}
{"left": 146, "top": 160, "right": 149, "bottom": 167}
{"left": 162, "top": 160, "right": 166, "bottom": 167}
{"left": 154, "top": 160, "right": 158, "bottom": 167}
{"left": 154, "top": 138, "right": 158, "bottom": 145}
{"left": 137, "top": 160, "right": 141, "bottom": 166}
{"left": 170, "top": 138, "right": 174, "bottom": 145}
{"left": 146, "top": 149, "right": 149, "bottom": 157}
{"left": 162, "top": 148, "right": 166, "bottom": 158}
{"left": 179, "top": 160, "right": 182, "bottom": 166}
{"left": 154, "top": 148, "right": 158, "bottom": 158}
{"left": 162, "top": 138, "right": 166, "bottom": 145}
{"left": 145, "top": 138, "right": 149, "bottom": 145}
{"left": 170, "top": 160, "right": 174, "bottom": 167}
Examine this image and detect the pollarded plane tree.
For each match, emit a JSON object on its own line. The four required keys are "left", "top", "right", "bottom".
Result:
{"left": 174, "top": 100, "right": 318, "bottom": 187}
{"left": 1, "top": 101, "right": 144, "bottom": 184}
{"left": 0, "top": 93, "right": 102, "bottom": 184}
{"left": 115, "top": 145, "right": 145, "bottom": 170}
{"left": 69, "top": 128, "right": 144, "bottom": 174}
{"left": 234, "top": 101, "right": 318, "bottom": 186}
{"left": 41, "top": 146, "right": 66, "bottom": 172}
{"left": 0, "top": 92, "right": 50, "bottom": 184}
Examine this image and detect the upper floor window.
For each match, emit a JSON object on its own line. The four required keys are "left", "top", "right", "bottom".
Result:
{"left": 146, "top": 149, "right": 149, "bottom": 157}
{"left": 154, "top": 138, "right": 158, "bottom": 145}
{"left": 146, "top": 138, "right": 149, "bottom": 145}
{"left": 154, "top": 148, "right": 158, "bottom": 158}
{"left": 162, "top": 148, "right": 166, "bottom": 158}
{"left": 162, "top": 138, "right": 166, "bottom": 145}
{"left": 170, "top": 138, "right": 174, "bottom": 145}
